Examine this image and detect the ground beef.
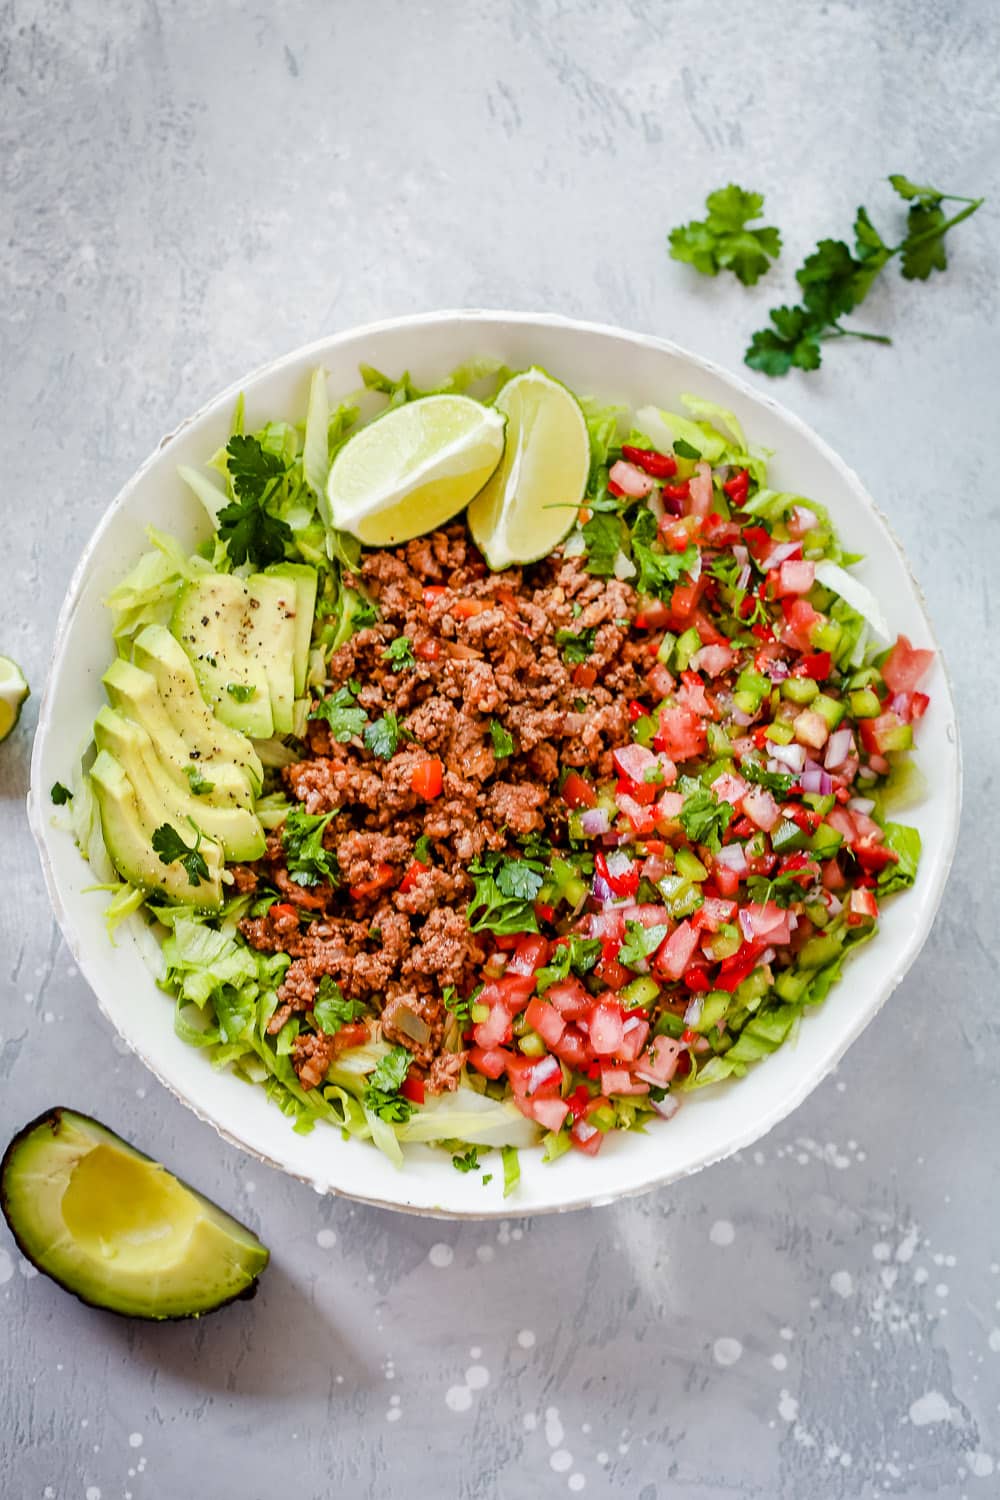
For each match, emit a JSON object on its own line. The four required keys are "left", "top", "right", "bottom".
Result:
{"left": 234, "top": 525, "right": 644, "bottom": 1091}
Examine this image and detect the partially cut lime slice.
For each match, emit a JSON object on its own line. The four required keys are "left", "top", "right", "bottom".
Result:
{"left": 326, "top": 394, "right": 506, "bottom": 547}
{"left": 467, "top": 368, "right": 590, "bottom": 570}
{"left": 0, "top": 656, "right": 29, "bottom": 741}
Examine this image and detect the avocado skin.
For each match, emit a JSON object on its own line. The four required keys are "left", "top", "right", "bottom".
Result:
{"left": 0, "top": 1107, "right": 268, "bottom": 1321}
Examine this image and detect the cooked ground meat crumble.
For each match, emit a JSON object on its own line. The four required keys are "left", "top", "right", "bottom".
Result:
{"left": 234, "top": 523, "right": 645, "bottom": 1092}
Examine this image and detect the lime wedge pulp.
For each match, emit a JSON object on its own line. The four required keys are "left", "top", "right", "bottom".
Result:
{"left": 325, "top": 394, "right": 506, "bottom": 547}
{"left": 0, "top": 656, "right": 29, "bottom": 741}
{"left": 467, "top": 368, "right": 590, "bottom": 571}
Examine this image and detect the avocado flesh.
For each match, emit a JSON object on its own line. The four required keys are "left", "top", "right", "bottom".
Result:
{"left": 263, "top": 563, "right": 319, "bottom": 697}
{"left": 171, "top": 575, "right": 297, "bottom": 739}
{"left": 93, "top": 707, "right": 265, "bottom": 862}
{"left": 90, "top": 750, "right": 224, "bottom": 908}
{"left": 103, "top": 659, "right": 255, "bottom": 812}
{"left": 0, "top": 1109, "right": 268, "bottom": 1319}
{"left": 131, "top": 625, "right": 263, "bottom": 793}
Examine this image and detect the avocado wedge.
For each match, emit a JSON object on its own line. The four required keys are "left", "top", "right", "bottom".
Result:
{"left": 1, "top": 1109, "right": 268, "bottom": 1319}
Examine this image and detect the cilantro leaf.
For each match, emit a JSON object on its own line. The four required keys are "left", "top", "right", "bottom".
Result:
{"left": 669, "top": 184, "right": 782, "bottom": 286}
{"left": 443, "top": 985, "right": 471, "bottom": 1025}
{"left": 535, "top": 934, "right": 602, "bottom": 991}
{"left": 382, "top": 636, "right": 416, "bottom": 672}
{"left": 452, "top": 1146, "right": 483, "bottom": 1173}
{"left": 309, "top": 683, "right": 368, "bottom": 742}
{"left": 745, "top": 871, "right": 813, "bottom": 908}
{"left": 581, "top": 509, "right": 626, "bottom": 577}
{"left": 618, "top": 919, "right": 670, "bottom": 969}
{"left": 876, "top": 820, "right": 921, "bottom": 894}
{"left": 364, "top": 712, "right": 402, "bottom": 760}
{"left": 630, "top": 508, "right": 698, "bottom": 599}
{"left": 217, "top": 435, "right": 292, "bottom": 567}
{"left": 672, "top": 437, "right": 701, "bottom": 460}
{"left": 363, "top": 1044, "right": 415, "bottom": 1123}
{"left": 555, "top": 627, "right": 598, "bottom": 664}
{"left": 413, "top": 833, "right": 433, "bottom": 865}
{"left": 151, "top": 822, "right": 210, "bottom": 886}
{"left": 899, "top": 200, "right": 949, "bottom": 280}
{"left": 281, "top": 806, "right": 339, "bottom": 888}
{"left": 226, "top": 682, "right": 256, "bottom": 703}
{"left": 740, "top": 753, "right": 795, "bottom": 795}
{"left": 312, "top": 977, "right": 368, "bottom": 1035}
{"left": 184, "top": 765, "right": 215, "bottom": 796}
{"left": 677, "top": 781, "right": 734, "bottom": 853}
{"left": 489, "top": 719, "right": 515, "bottom": 759}
{"left": 467, "top": 850, "right": 545, "bottom": 935}
{"left": 745, "top": 305, "right": 824, "bottom": 375}
{"left": 50, "top": 781, "right": 72, "bottom": 805}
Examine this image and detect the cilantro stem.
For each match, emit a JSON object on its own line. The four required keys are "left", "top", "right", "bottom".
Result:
{"left": 826, "top": 325, "right": 893, "bottom": 345}
{"left": 891, "top": 196, "right": 985, "bottom": 254}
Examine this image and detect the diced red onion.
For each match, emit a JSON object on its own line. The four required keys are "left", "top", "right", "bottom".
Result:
{"left": 579, "top": 807, "right": 611, "bottom": 836}
{"left": 847, "top": 796, "right": 876, "bottom": 814}
{"left": 646, "top": 489, "right": 666, "bottom": 524}
{"left": 731, "top": 707, "right": 754, "bottom": 727}
{"left": 762, "top": 657, "right": 790, "bottom": 682}
{"left": 592, "top": 873, "right": 614, "bottom": 904}
{"left": 736, "top": 562, "right": 752, "bottom": 592}
{"left": 606, "top": 849, "right": 634, "bottom": 880}
{"left": 714, "top": 842, "right": 749, "bottom": 875}
{"left": 759, "top": 540, "right": 802, "bottom": 572}
{"left": 732, "top": 544, "right": 748, "bottom": 567}
{"left": 792, "top": 505, "right": 819, "bottom": 532}
{"left": 648, "top": 1093, "right": 681, "bottom": 1120}
{"left": 800, "top": 766, "right": 833, "bottom": 795}
{"left": 683, "top": 996, "right": 704, "bottom": 1027}
{"left": 527, "top": 1055, "right": 562, "bottom": 1095}
{"left": 769, "top": 741, "right": 806, "bottom": 773}
{"left": 738, "top": 908, "right": 755, "bottom": 942}
{"left": 824, "top": 891, "right": 843, "bottom": 916}
{"left": 824, "top": 727, "right": 854, "bottom": 769}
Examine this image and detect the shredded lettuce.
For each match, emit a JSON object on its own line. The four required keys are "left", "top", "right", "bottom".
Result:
{"left": 876, "top": 822, "right": 922, "bottom": 894}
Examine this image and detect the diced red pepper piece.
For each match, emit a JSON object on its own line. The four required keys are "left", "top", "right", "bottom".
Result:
{"left": 794, "top": 651, "right": 832, "bottom": 681}
{"left": 398, "top": 859, "right": 429, "bottom": 894}
{"left": 723, "top": 468, "right": 750, "bottom": 504}
{"left": 561, "top": 770, "right": 596, "bottom": 809}
{"left": 410, "top": 758, "right": 444, "bottom": 800}
{"left": 621, "top": 444, "right": 678, "bottom": 478}
{"left": 400, "top": 1070, "right": 425, "bottom": 1105}
{"left": 882, "top": 634, "right": 934, "bottom": 694}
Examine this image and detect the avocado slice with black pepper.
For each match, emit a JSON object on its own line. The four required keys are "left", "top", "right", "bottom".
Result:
{"left": 1, "top": 1109, "right": 269, "bottom": 1319}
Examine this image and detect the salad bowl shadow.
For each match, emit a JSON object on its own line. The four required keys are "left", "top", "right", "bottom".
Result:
{"left": 28, "top": 310, "right": 960, "bottom": 1217}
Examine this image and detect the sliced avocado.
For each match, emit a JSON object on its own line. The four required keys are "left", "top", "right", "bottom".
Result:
{"left": 0, "top": 1108, "right": 268, "bottom": 1319}
{"left": 171, "top": 575, "right": 296, "bottom": 739}
{"left": 132, "top": 625, "right": 264, "bottom": 793}
{"left": 90, "top": 749, "right": 224, "bottom": 908}
{"left": 93, "top": 707, "right": 265, "bottom": 862}
{"left": 262, "top": 563, "right": 318, "bottom": 697}
{"left": 103, "top": 658, "right": 255, "bottom": 812}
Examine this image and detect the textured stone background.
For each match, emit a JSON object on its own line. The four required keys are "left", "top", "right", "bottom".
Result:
{"left": 2, "top": 1, "right": 999, "bottom": 1496}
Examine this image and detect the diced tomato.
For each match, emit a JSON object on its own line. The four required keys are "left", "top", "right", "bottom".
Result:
{"left": 692, "top": 607, "right": 729, "bottom": 647}
{"left": 859, "top": 711, "right": 909, "bottom": 757}
{"left": 741, "top": 901, "right": 791, "bottom": 946}
{"left": 661, "top": 480, "right": 690, "bottom": 504}
{"left": 545, "top": 978, "right": 591, "bottom": 1020}
{"left": 742, "top": 784, "right": 781, "bottom": 832}
{"left": 714, "top": 864, "right": 741, "bottom": 898}
{"left": 846, "top": 887, "right": 879, "bottom": 925}
{"left": 645, "top": 661, "right": 676, "bottom": 700}
{"left": 632, "top": 600, "right": 674, "bottom": 630}
{"left": 616, "top": 793, "right": 658, "bottom": 835}
{"left": 269, "top": 902, "right": 299, "bottom": 922}
{"left": 348, "top": 861, "right": 396, "bottom": 901}
{"left": 468, "top": 1046, "right": 511, "bottom": 1081}
{"left": 741, "top": 525, "right": 772, "bottom": 560}
{"left": 654, "top": 789, "right": 685, "bottom": 830}
{"left": 588, "top": 908, "right": 626, "bottom": 943}
{"left": 777, "top": 559, "right": 815, "bottom": 596}
{"left": 410, "top": 758, "right": 443, "bottom": 800}
{"left": 422, "top": 586, "right": 449, "bottom": 608}
{"left": 621, "top": 444, "right": 678, "bottom": 478}
{"left": 889, "top": 689, "right": 930, "bottom": 723}
{"left": 687, "top": 462, "right": 714, "bottom": 518}
{"left": 678, "top": 672, "right": 716, "bottom": 720}
{"left": 553, "top": 1026, "right": 591, "bottom": 1071}
{"left": 414, "top": 637, "right": 440, "bottom": 661}
{"left": 780, "top": 597, "right": 824, "bottom": 652}
{"left": 594, "top": 954, "right": 632, "bottom": 992}
{"left": 600, "top": 1066, "right": 649, "bottom": 1097}
{"left": 525, "top": 996, "right": 567, "bottom": 1049}
{"left": 608, "top": 459, "right": 657, "bottom": 497}
{"left": 616, "top": 1015, "right": 650, "bottom": 1063}
{"left": 723, "top": 468, "right": 750, "bottom": 504}
{"left": 451, "top": 597, "right": 489, "bottom": 620}
{"left": 570, "top": 1115, "right": 604, "bottom": 1156}
{"left": 882, "top": 634, "right": 934, "bottom": 694}
{"left": 667, "top": 578, "right": 706, "bottom": 624}
{"left": 794, "top": 651, "right": 832, "bottom": 681}
{"left": 654, "top": 705, "right": 707, "bottom": 760}
{"left": 561, "top": 770, "right": 597, "bottom": 809}
{"left": 398, "top": 859, "right": 429, "bottom": 894}
{"left": 628, "top": 698, "right": 647, "bottom": 722}
{"left": 852, "top": 839, "right": 898, "bottom": 874}
{"left": 523, "top": 1053, "right": 563, "bottom": 1098}
{"left": 634, "top": 1034, "right": 685, "bottom": 1084}
{"left": 654, "top": 920, "right": 699, "bottom": 980}
{"left": 573, "top": 663, "right": 598, "bottom": 688}
{"left": 683, "top": 965, "right": 711, "bottom": 991}
{"left": 613, "top": 742, "right": 657, "bottom": 784}
{"left": 507, "top": 934, "right": 551, "bottom": 976}
{"left": 400, "top": 1070, "right": 425, "bottom": 1105}
{"left": 594, "top": 849, "right": 640, "bottom": 899}
{"left": 616, "top": 771, "right": 657, "bottom": 807}
{"left": 483, "top": 974, "right": 535, "bottom": 1012}
{"left": 661, "top": 517, "right": 695, "bottom": 553}
{"left": 531, "top": 1096, "right": 571, "bottom": 1133}
{"left": 691, "top": 896, "right": 738, "bottom": 932}
{"left": 715, "top": 944, "right": 760, "bottom": 993}
{"left": 472, "top": 1004, "right": 512, "bottom": 1050}
{"left": 588, "top": 1001, "right": 625, "bottom": 1056}
{"left": 690, "top": 643, "right": 735, "bottom": 678}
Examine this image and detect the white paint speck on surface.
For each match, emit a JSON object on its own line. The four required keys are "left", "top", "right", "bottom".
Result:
{"left": 316, "top": 1229, "right": 337, "bottom": 1249}
{"left": 936, "top": 1283, "right": 949, "bottom": 1297}
{"left": 386, "top": 1407, "right": 401, "bottom": 1423}
{"left": 568, "top": 1475, "right": 586, "bottom": 1492}
{"left": 86, "top": 1488, "right": 101, "bottom": 1500}
{"left": 987, "top": 1328, "right": 1000, "bottom": 1353}
{"left": 18, "top": 1258, "right": 38, "bottom": 1280}
{"left": 873, "top": 1242, "right": 891, "bottom": 1261}
{"left": 596, "top": 1452, "right": 609, "bottom": 1466}
{"left": 914, "top": 1267, "right": 930, "bottom": 1285}
{"left": 771, "top": 1353, "right": 788, "bottom": 1371}
{"left": 713, "top": 1337, "right": 743, "bottom": 1367}
{"left": 709, "top": 1219, "right": 735, "bottom": 1247}
{"left": 0, "top": 1249, "right": 13, "bottom": 1285}
{"left": 550, "top": 1450, "right": 572, "bottom": 1473}
{"left": 445, "top": 1385, "right": 472, "bottom": 1413}
{"left": 517, "top": 1328, "right": 536, "bottom": 1349}
{"left": 128, "top": 1433, "right": 143, "bottom": 1448}
{"left": 475, "top": 1245, "right": 495, "bottom": 1263}
{"left": 909, "top": 1392, "right": 953, "bottom": 1426}
{"left": 780, "top": 1327, "right": 794, "bottom": 1341}
{"left": 967, "top": 1453, "right": 995, "bottom": 1478}
{"left": 428, "top": 1243, "right": 453, "bottom": 1269}
{"left": 545, "top": 1407, "right": 565, "bottom": 1448}
{"left": 465, "top": 1365, "right": 489, "bottom": 1390}
{"left": 830, "top": 1270, "right": 854, "bottom": 1298}
{"left": 469, "top": 1346, "right": 481, "bottom": 1359}
{"left": 523, "top": 1413, "right": 537, "bottom": 1432}
{"left": 778, "top": 1391, "right": 799, "bottom": 1423}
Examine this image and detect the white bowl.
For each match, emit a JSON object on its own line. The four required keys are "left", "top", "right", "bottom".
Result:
{"left": 28, "top": 311, "right": 960, "bottom": 1217}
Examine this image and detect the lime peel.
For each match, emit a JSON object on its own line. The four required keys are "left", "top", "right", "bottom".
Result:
{"left": 0, "top": 655, "right": 29, "bottom": 741}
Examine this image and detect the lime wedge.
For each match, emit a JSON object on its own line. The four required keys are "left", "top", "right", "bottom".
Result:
{"left": 467, "top": 368, "right": 590, "bottom": 570}
{"left": 0, "top": 656, "right": 29, "bottom": 741}
{"left": 326, "top": 395, "right": 506, "bottom": 547}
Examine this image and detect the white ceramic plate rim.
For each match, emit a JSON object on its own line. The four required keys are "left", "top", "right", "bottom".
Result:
{"left": 28, "top": 309, "right": 961, "bottom": 1218}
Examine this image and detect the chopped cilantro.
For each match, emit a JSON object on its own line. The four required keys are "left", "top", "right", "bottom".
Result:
{"left": 50, "top": 781, "right": 72, "bottom": 805}
{"left": 482, "top": 1174, "right": 493, "bottom": 1187}
{"left": 151, "top": 822, "right": 210, "bottom": 886}
{"left": 668, "top": 184, "right": 782, "bottom": 286}
{"left": 581, "top": 509, "right": 626, "bottom": 577}
{"left": 217, "top": 434, "right": 292, "bottom": 566}
{"left": 489, "top": 718, "right": 516, "bottom": 758}
{"left": 443, "top": 985, "right": 471, "bottom": 1025}
{"left": 630, "top": 508, "right": 698, "bottom": 599}
{"left": 364, "top": 712, "right": 402, "bottom": 760}
{"left": 452, "top": 1146, "right": 482, "bottom": 1173}
{"left": 184, "top": 765, "right": 215, "bottom": 796}
{"left": 745, "top": 871, "right": 812, "bottom": 908}
{"left": 677, "top": 780, "right": 734, "bottom": 853}
{"left": 618, "top": 919, "right": 670, "bottom": 969}
{"left": 672, "top": 437, "right": 701, "bottom": 460}
{"left": 555, "top": 626, "right": 598, "bottom": 664}
{"left": 310, "top": 683, "right": 368, "bottom": 742}
{"left": 312, "top": 977, "right": 368, "bottom": 1035}
{"left": 413, "top": 833, "right": 433, "bottom": 866}
{"left": 467, "top": 850, "right": 545, "bottom": 935}
{"left": 382, "top": 636, "right": 416, "bottom": 672}
{"left": 536, "top": 935, "right": 602, "bottom": 991}
{"left": 226, "top": 682, "right": 256, "bottom": 703}
{"left": 281, "top": 805, "right": 339, "bottom": 888}
{"left": 363, "top": 1044, "right": 415, "bottom": 1124}
{"left": 740, "top": 754, "right": 795, "bottom": 795}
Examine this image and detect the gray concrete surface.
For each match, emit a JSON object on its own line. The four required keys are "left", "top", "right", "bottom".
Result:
{"left": 2, "top": 1, "right": 999, "bottom": 1495}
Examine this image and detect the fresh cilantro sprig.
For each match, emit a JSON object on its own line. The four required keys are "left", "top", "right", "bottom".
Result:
{"left": 452, "top": 1146, "right": 483, "bottom": 1173}
{"left": 467, "top": 850, "right": 545, "bottom": 935}
{"left": 382, "top": 636, "right": 416, "bottom": 672}
{"left": 669, "top": 184, "right": 782, "bottom": 286}
{"left": 364, "top": 1044, "right": 415, "bottom": 1123}
{"left": 535, "top": 935, "right": 602, "bottom": 992}
{"left": 677, "top": 779, "right": 734, "bottom": 853}
{"left": 489, "top": 719, "right": 516, "bottom": 758}
{"left": 555, "top": 627, "right": 598, "bottom": 665}
{"left": 50, "top": 781, "right": 73, "bottom": 805}
{"left": 310, "top": 681, "right": 368, "bottom": 742}
{"left": 630, "top": 508, "right": 698, "bottom": 600}
{"left": 152, "top": 822, "right": 211, "bottom": 886}
{"left": 281, "top": 806, "right": 339, "bottom": 888}
{"left": 311, "top": 977, "right": 368, "bottom": 1035}
{"left": 740, "top": 753, "right": 795, "bottom": 796}
{"left": 443, "top": 985, "right": 471, "bottom": 1025}
{"left": 364, "top": 712, "right": 403, "bottom": 760}
{"left": 745, "top": 175, "right": 984, "bottom": 376}
{"left": 185, "top": 765, "right": 215, "bottom": 796}
{"left": 618, "top": 919, "right": 670, "bottom": 969}
{"left": 218, "top": 435, "right": 293, "bottom": 566}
